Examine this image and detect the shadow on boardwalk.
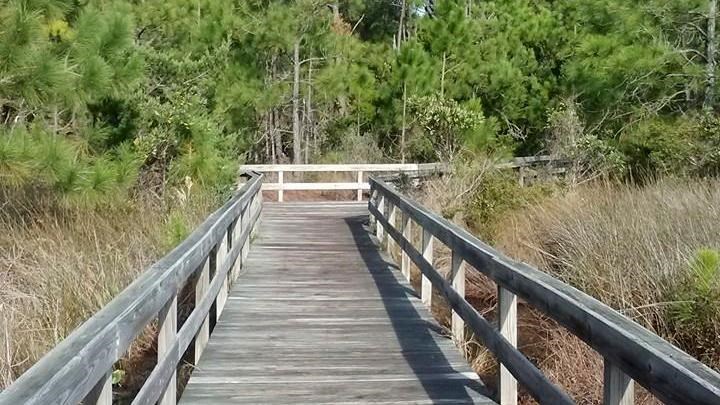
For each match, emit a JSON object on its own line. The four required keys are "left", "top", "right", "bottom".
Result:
{"left": 345, "top": 214, "right": 493, "bottom": 403}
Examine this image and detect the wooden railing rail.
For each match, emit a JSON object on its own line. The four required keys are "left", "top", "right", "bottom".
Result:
{"left": 0, "top": 172, "right": 264, "bottom": 405}
{"left": 368, "top": 176, "right": 720, "bottom": 405}
{"left": 238, "top": 163, "right": 446, "bottom": 202}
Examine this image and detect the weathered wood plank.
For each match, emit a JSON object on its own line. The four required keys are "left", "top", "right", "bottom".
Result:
{"left": 604, "top": 360, "right": 634, "bottom": 405}
{"left": 498, "top": 287, "right": 518, "bottom": 405}
{"left": 180, "top": 203, "right": 493, "bottom": 404}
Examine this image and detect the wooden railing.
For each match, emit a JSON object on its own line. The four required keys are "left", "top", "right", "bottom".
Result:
{"left": 238, "top": 163, "right": 446, "bottom": 201}
{"left": 0, "top": 172, "right": 264, "bottom": 405}
{"left": 368, "top": 176, "right": 720, "bottom": 405}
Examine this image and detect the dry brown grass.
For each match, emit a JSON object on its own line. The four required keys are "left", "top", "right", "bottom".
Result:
{"left": 0, "top": 186, "right": 216, "bottom": 390}
{"left": 412, "top": 167, "right": 718, "bottom": 403}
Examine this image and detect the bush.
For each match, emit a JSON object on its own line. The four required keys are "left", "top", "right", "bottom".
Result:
{"left": 669, "top": 248, "right": 720, "bottom": 366}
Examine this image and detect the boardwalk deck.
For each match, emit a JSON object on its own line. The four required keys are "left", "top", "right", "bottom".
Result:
{"left": 180, "top": 202, "right": 494, "bottom": 404}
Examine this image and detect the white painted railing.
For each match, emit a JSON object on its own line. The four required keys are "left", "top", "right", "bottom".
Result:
{"left": 238, "top": 163, "right": 446, "bottom": 202}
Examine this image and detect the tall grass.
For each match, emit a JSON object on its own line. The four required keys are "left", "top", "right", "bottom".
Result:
{"left": 0, "top": 186, "right": 216, "bottom": 389}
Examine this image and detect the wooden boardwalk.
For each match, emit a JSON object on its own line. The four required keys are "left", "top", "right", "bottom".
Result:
{"left": 180, "top": 202, "right": 494, "bottom": 404}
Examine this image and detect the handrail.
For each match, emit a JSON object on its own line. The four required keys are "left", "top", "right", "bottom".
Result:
{"left": 0, "top": 172, "right": 265, "bottom": 405}
{"left": 238, "top": 163, "right": 446, "bottom": 202}
{"left": 368, "top": 176, "right": 720, "bottom": 405}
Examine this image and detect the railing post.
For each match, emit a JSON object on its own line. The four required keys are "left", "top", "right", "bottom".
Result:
{"left": 83, "top": 371, "right": 112, "bottom": 405}
{"left": 357, "top": 170, "right": 363, "bottom": 201}
{"left": 195, "top": 257, "right": 210, "bottom": 364}
{"left": 604, "top": 360, "right": 634, "bottom": 405}
{"left": 368, "top": 187, "right": 377, "bottom": 232}
{"left": 215, "top": 230, "right": 229, "bottom": 320}
{"left": 387, "top": 203, "right": 398, "bottom": 256}
{"left": 376, "top": 194, "right": 385, "bottom": 243}
{"left": 401, "top": 212, "right": 411, "bottom": 281}
{"left": 498, "top": 286, "right": 518, "bottom": 405}
{"left": 421, "top": 228, "right": 434, "bottom": 307}
{"left": 230, "top": 216, "right": 240, "bottom": 282}
{"left": 451, "top": 251, "right": 465, "bottom": 344}
{"left": 158, "top": 294, "right": 177, "bottom": 405}
{"left": 278, "top": 170, "right": 284, "bottom": 202}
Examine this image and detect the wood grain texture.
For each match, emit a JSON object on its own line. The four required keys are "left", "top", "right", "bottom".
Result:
{"left": 604, "top": 360, "right": 634, "bottom": 405}
{"left": 370, "top": 177, "right": 720, "bottom": 405}
{"left": 180, "top": 202, "right": 494, "bottom": 405}
{"left": 498, "top": 287, "right": 518, "bottom": 405}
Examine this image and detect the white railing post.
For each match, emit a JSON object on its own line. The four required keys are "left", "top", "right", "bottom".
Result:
{"left": 195, "top": 258, "right": 210, "bottom": 364}
{"left": 357, "top": 170, "right": 363, "bottom": 201}
{"left": 376, "top": 194, "right": 385, "bottom": 243}
{"left": 498, "top": 286, "right": 518, "bottom": 405}
{"left": 604, "top": 360, "right": 634, "bottom": 405}
{"left": 387, "top": 203, "right": 398, "bottom": 256}
{"left": 451, "top": 251, "right": 465, "bottom": 344}
{"left": 83, "top": 372, "right": 112, "bottom": 405}
{"left": 401, "top": 212, "right": 411, "bottom": 281}
{"left": 277, "top": 170, "right": 284, "bottom": 202}
{"left": 215, "top": 231, "right": 229, "bottom": 320}
{"left": 421, "top": 228, "right": 434, "bottom": 307}
{"left": 158, "top": 294, "right": 177, "bottom": 405}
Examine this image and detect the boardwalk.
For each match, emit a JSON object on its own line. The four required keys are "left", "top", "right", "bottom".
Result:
{"left": 180, "top": 202, "right": 493, "bottom": 404}
{"left": 4, "top": 168, "right": 720, "bottom": 405}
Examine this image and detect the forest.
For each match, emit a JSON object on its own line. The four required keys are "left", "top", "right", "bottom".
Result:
{"left": 3, "top": 0, "right": 720, "bottom": 198}
{"left": 2, "top": 0, "right": 720, "bottom": 402}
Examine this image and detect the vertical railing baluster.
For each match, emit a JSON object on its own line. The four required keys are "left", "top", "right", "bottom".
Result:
{"left": 368, "top": 187, "right": 377, "bottom": 232}
{"left": 401, "top": 212, "right": 411, "bottom": 281}
{"left": 83, "top": 371, "right": 112, "bottom": 405}
{"left": 215, "top": 230, "right": 229, "bottom": 320}
{"left": 195, "top": 257, "right": 210, "bottom": 364}
{"left": 387, "top": 203, "right": 398, "bottom": 257}
{"left": 357, "top": 170, "right": 363, "bottom": 201}
{"left": 421, "top": 228, "right": 434, "bottom": 307}
{"left": 498, "top": 286, "right": 518, "bottom": 405}
{"left": 451, "top": 251, "right": 465, "bottom": 344}
{"left": 603, "top": 360, "right": 634, "bottom": 405}
{"left": 158, "top": 294, "right": 177, "bottom": 405}
{"left": 376, "top": 194, "right": 385, "bottom": 243}
{"left": 278, "top": 170, "right": 284, "bottom": 202}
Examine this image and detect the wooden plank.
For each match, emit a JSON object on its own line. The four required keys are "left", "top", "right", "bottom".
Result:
{"left": 451, "top": 251, "right": 465, "bottom": 345}
{"left": 370, "top": 177, "right": 720, "bottom": 405}
{"left": 401, "top": 213, "right": 411, "bottom": 281}
{"left": 83, "top": 372, "right": 112, "bottom": 405}
{"left": 239, "top": 163, "right": 446, "bottom": 172}
{"left": 421, "top": 228, "right": 434, "bottom": 307}
{"left": 277, "top": 170, "right": 284, "bottom": 202}
{"left": 498, "top": 287, "right": 518, "bottom": 405}
{"left": 604, "top": 360, "right": 634, "bottom": 405}
{"left": 215, "top": 232, "right": 229, "bottom": 320}
{"left": 357, "top": 170, "right": 363, "bottom": 201}
{"left": 195, "top": 258, "right": 210, "bottom": 364}
{"left": 181, "top": 203, "right": 493, "bottom": 405}
{"left": 262, "top": 182, "right": 371, "bottom": 191}
{"left": 158, "top": 295, "right": 177, "bottom": 405}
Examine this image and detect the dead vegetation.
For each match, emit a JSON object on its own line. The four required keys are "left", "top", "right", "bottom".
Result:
{"left": 0, "top": 186, "right": 216, "bottom": 390}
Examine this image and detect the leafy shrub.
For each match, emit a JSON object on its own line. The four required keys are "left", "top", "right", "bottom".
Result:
{"left": 669, "top": 248, "right": 720, "bottom": 366}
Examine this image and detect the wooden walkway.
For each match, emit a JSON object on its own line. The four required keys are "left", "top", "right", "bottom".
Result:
{"left": 180, "top": 202, "right": 493, "bottom": 404}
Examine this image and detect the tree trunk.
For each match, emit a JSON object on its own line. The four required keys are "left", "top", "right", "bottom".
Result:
{"left": 396, "top": 0, "right": 406, "bottom": 50}
{"left": 440, "top": 52, "right": 447, "bottom": 98}
{"left": 401, "top": 81, "right": 407, "bottom": 164}
{"left": 292, "top": 40, "right": 302, "bottom": 163}
{"left": 705, "top": 0, "right": 717, "bottom": 111}
{"left": 305, "top": 60, "right": 313, "bottom": 163}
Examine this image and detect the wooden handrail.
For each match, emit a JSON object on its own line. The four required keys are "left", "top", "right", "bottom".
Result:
{"left": 368, "top": 176, "right": 720, "bottom": 405}
{"left": 238, "top": 163, "right": 446, "bottom": 202}
{"left": 0, "top": 172, "right": 264, "bottom": 405}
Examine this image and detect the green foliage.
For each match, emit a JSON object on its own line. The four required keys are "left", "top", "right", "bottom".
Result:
{"left": 407, "top": 95, "right": 496, "bottom": 161}
{"left": 669, "top": 248, "right": 720, "bottom": 365}
{"left": 163, "top": 210, "right": 191, "bottom": 250}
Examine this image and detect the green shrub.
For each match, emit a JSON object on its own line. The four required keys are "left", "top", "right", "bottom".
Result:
{"left": 669, "top": 248, "right": 720, "bottom": 366}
